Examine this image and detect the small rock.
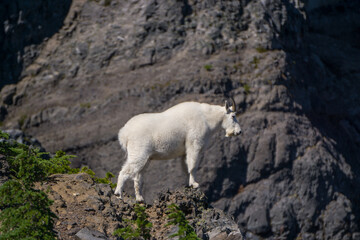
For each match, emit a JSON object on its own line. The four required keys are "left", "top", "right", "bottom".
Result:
{"left": 87, "top": 196, "right": 105, "bottom": 211}
{"left": 207, "top": 228, "right": 224, "bottom": 239}
{"left": 85, "top": 207, "right": 96, "bottom": 212}
{"left": 102, "top": 206, "right": 116, "bottom": 217}
{"left": 1, "top": 129, "right": 45, "bottom": 152}
{"left": 0, "top": 85, "right": 16, "bottom": 105}
{"left": 227, "top": 231, "right": 244, "bottom": 240}
{"left": 96, "top": 183, "right": 112, "bottom": 197}
{"left": 74, "top": 173, "right": 94, "bottom": 183}
{"left": 75, "top": 227, "right": 107, "bottom": 240}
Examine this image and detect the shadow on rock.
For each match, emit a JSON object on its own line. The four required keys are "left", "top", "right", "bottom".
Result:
{"left": 0, "top": 0, "right": 72, "bottom": 89}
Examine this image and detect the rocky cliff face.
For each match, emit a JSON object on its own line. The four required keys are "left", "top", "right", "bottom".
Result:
{"left": 0, "top": 0, "right": 71, "bottom": 88}
{"left": 1, "top": 0, "right": 360, "bottom": 239}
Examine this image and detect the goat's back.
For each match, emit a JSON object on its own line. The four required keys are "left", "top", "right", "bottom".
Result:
{"left": 118, "top": 102, "right": 208, "bottom": 151}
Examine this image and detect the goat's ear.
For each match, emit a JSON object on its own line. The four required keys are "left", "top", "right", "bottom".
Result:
{"left": 225, "top": 100, "right": 230, "bottom": 110}
{"left": 225, "top": 100, "right": 231, "bottom": 113}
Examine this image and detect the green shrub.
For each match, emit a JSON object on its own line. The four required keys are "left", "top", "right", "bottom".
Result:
{"left": 80, "top": 166, "right": 116, "bottom": 189}
{"left": 80, "top": 102, "right": 91, "bottom": 109}
{"left": 114, "top": 203, "right": 152, "bottom": 239}
{"left": 6, "top": 147, "right": 77, "bottom": 186}
{"left": 255, "top": 47, "right": 268, "bottom": 53}
{"left": 0, "top": 130, "right": 117, "bottom": 238}
{"left": 243, "top": 83, "right": 251, "bottom": 95}
{"left": 0, "top": 180, "right": 57, "bottom": 240}
{"left": 0, "top": 130, "right": 77, "bottom": 239}
{"left": 96, "top": 171, "right": 116, "bottom": 189}
{"left": 166, "top": 204, "right": 200, "bottom": 240}
{"left": 203, "top": 64, "right": 213, "bottom": 71}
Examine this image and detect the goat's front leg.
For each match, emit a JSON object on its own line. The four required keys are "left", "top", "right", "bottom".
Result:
{"left": 185, "top": 144, "right": 201, "bottom": 188}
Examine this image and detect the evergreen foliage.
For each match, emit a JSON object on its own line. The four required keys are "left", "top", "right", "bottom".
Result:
{"left": 166, "top": 204, "right": 200, "bottom": 240}
{"left": 0, "top": 130, "right": 117, "bottom": 238}
{"left": 113, "top": 203, "right": 153, "bottom": 240}
{"left": 0, "top": 180, "right": 56, "bottom": 240}
{"left": 0, "top": 130, "right": 76, "bottom": 239}
{"left": 79, "top": 166, "right": 116, "bottom": 188}
{"left": 6, "top": 148, "right": 77, "bottom": 185}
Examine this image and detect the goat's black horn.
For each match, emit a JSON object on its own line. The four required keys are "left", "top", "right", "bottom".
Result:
{"left": 230, "top": 97, "right": 236, "bottom": 112}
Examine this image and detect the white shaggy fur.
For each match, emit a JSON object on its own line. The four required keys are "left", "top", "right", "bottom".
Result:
{"left": 114, "top": 101, "right": 241, "bottom": 201}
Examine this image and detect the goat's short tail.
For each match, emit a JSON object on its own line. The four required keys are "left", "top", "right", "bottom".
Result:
{"left": 118, "top": 127, "right": 128, "bottom": 152}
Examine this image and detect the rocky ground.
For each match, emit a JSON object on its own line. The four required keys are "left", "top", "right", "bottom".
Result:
{"left": 1, "top": 0, "right": 360, "bottom": 239}
{"left": 36, "top": 173, "right": 243, "bottom": 240}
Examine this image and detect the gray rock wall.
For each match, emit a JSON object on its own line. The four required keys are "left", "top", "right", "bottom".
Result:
{"left": 0, "top": 0, "right": 71, "bottom": 88}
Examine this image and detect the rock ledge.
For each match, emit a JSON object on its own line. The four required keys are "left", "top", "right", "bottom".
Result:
{"left": 37, "top": 173, "right": 243, "bottom": 240}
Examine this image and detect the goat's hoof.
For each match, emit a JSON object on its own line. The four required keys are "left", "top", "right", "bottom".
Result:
{"left": 114, "top": 189, "right": 123, "bottom": 199}
{"left": 136, "top": 196, "right": 145, "bottom": 203}
{"left": 191, "top": 182, "right": 200, "bottom": 188}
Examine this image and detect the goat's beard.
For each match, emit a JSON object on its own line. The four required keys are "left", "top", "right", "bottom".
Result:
{"left": 225, "top": 131, "right": 235, "bottom": 137}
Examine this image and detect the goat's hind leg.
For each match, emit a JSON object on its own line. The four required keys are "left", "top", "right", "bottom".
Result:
{"left": 115, "top": 151, "right": 149, "bottom": 201}
{"left": 114, "top": 163, "right": 131, "bottom": 199}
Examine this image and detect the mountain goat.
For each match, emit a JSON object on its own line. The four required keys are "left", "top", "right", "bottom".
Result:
{"left": 114, "top": 100, "right": 241, "bottom": 201}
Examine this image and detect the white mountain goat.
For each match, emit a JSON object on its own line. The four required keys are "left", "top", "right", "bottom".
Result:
{"left": 114, "top": 100, "right": 242, "bottom": 201}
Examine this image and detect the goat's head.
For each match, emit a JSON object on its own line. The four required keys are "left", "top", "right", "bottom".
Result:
{"left": 222, "top": 98, "right": 242, "bottom": 137}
